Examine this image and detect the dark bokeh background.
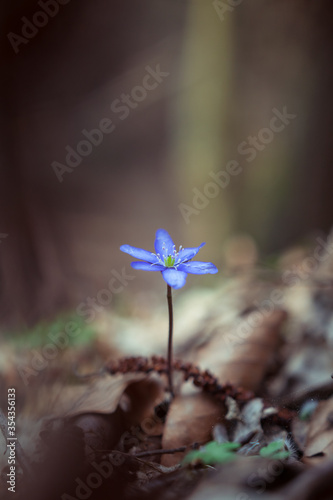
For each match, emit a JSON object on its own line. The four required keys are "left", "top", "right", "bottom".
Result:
{"left": 1, "top": 0, "right": 333, "bottom": 325}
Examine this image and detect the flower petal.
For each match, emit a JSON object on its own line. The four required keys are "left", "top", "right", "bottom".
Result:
{"left": 177, "top": 242, "right": 205, "bottom": 263}
{"left": 178, "top": 261, "right": 218, "bottom": 275}
{"left": 131, "top": 261, "right": 165, "bottom": 271}
{"left": 162, "top": 268, "right": 187, "bottom": 289}
{"left": 120, "top": 244, "right": 158, "bottom": 264}
{"left": 154, "top": 229, "right": 175, "bottom": 257}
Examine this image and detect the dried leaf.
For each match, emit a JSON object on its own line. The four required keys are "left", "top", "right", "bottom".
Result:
{"left": 161, "top": 384, "right": 223, "bottom": 466}
{"left": 232, "top": 398, "right": 264, "bottom": 443}
{"left": 192, "top": 310, "right": 287, "bottom": 392}
{"left": 51, "top": 372, "right": 147, "bottom": 417}
{"left": 304, "top": 397, "right": 333, "bottom": 464}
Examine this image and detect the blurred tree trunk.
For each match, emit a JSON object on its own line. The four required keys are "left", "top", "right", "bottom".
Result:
{"left": 0, "top": 0, "right": 186, "bottom": 326}
{"left": 173, "top": 0, "right": 333, "bottom": 256}
{"left": 231, "top": 0, "right": 333, "bottom": 252}
{"left": 0, "top": 1, "right": 85, "bottom": 325}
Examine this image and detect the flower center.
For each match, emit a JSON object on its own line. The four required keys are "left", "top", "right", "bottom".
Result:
{"left": 164, "top": 255, "right": 176, "bottom": 267}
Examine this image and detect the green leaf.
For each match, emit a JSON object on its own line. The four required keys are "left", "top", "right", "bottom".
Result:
{"left": 182, "top": 441, "right": 241, "bottom": 466}
{"left": 259, "top": 440, "right": 290, "bottom": 460}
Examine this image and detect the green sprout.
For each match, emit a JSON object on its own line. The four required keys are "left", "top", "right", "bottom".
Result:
{"left": 182, "top": 441, "right": 241, "bottom": 466}
{"left": 259, "top": 440, "right": 290, "bottom": 460}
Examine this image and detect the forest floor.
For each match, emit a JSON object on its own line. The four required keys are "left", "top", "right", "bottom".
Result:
{"left": 1, "top": 240, "right": 333, "bottom": 500}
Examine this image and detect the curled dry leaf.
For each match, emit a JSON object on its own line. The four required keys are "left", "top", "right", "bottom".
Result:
{"left": 51, "top": 372, "right": 147, "bottom": 418}
{"left": 304, "top": 397, "right": 333, "bottom": 465}
{"left": 191, "top": 309, "right": 287, "bottom": 392}
{"left": 232, "top": 398, "right": 264, "bottom": 444}
{"left": 0, "top": 372, "right": 150, "bottom": 480}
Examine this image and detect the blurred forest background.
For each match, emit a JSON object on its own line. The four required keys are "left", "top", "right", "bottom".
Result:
{"left": 1, "top": 0, "right": 333, "bottom": 326}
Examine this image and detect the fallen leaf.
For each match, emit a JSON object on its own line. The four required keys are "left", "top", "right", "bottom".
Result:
{"left": 304, "top": 397, "right": 333, "bottom": 464}
{"left": 191, "top": 309, "right": 287, "bottom": 392}
{"left": 232, "top": 398, "right": 264, "bottom": 443}
{"left": 161, "top": 383, "right": 224, "bottom": 466}
{"left": 51, "top": 372, "right": 147, "bottom": 418}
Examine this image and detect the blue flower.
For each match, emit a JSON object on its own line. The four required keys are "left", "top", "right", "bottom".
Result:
{"left": 120, "top": 228, "right": 218, "bottom": 289}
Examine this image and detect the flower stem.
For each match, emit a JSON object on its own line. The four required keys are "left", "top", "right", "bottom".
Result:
{"left": 167, "top": 284, "right": 174, "bottom": 397}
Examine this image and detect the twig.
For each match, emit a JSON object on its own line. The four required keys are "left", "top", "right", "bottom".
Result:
{"left": 134, "top": 446, "right": 187, "bottom": 457}
{"left": 95, "top": 449, "right": 176, "bottom": 474}
{"left": 96, "top": 443, "right": 201, "bottom": 459}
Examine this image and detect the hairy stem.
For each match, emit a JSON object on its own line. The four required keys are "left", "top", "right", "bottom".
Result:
{"left": 167, "top": 284, "right": 174, "bottom": 397}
